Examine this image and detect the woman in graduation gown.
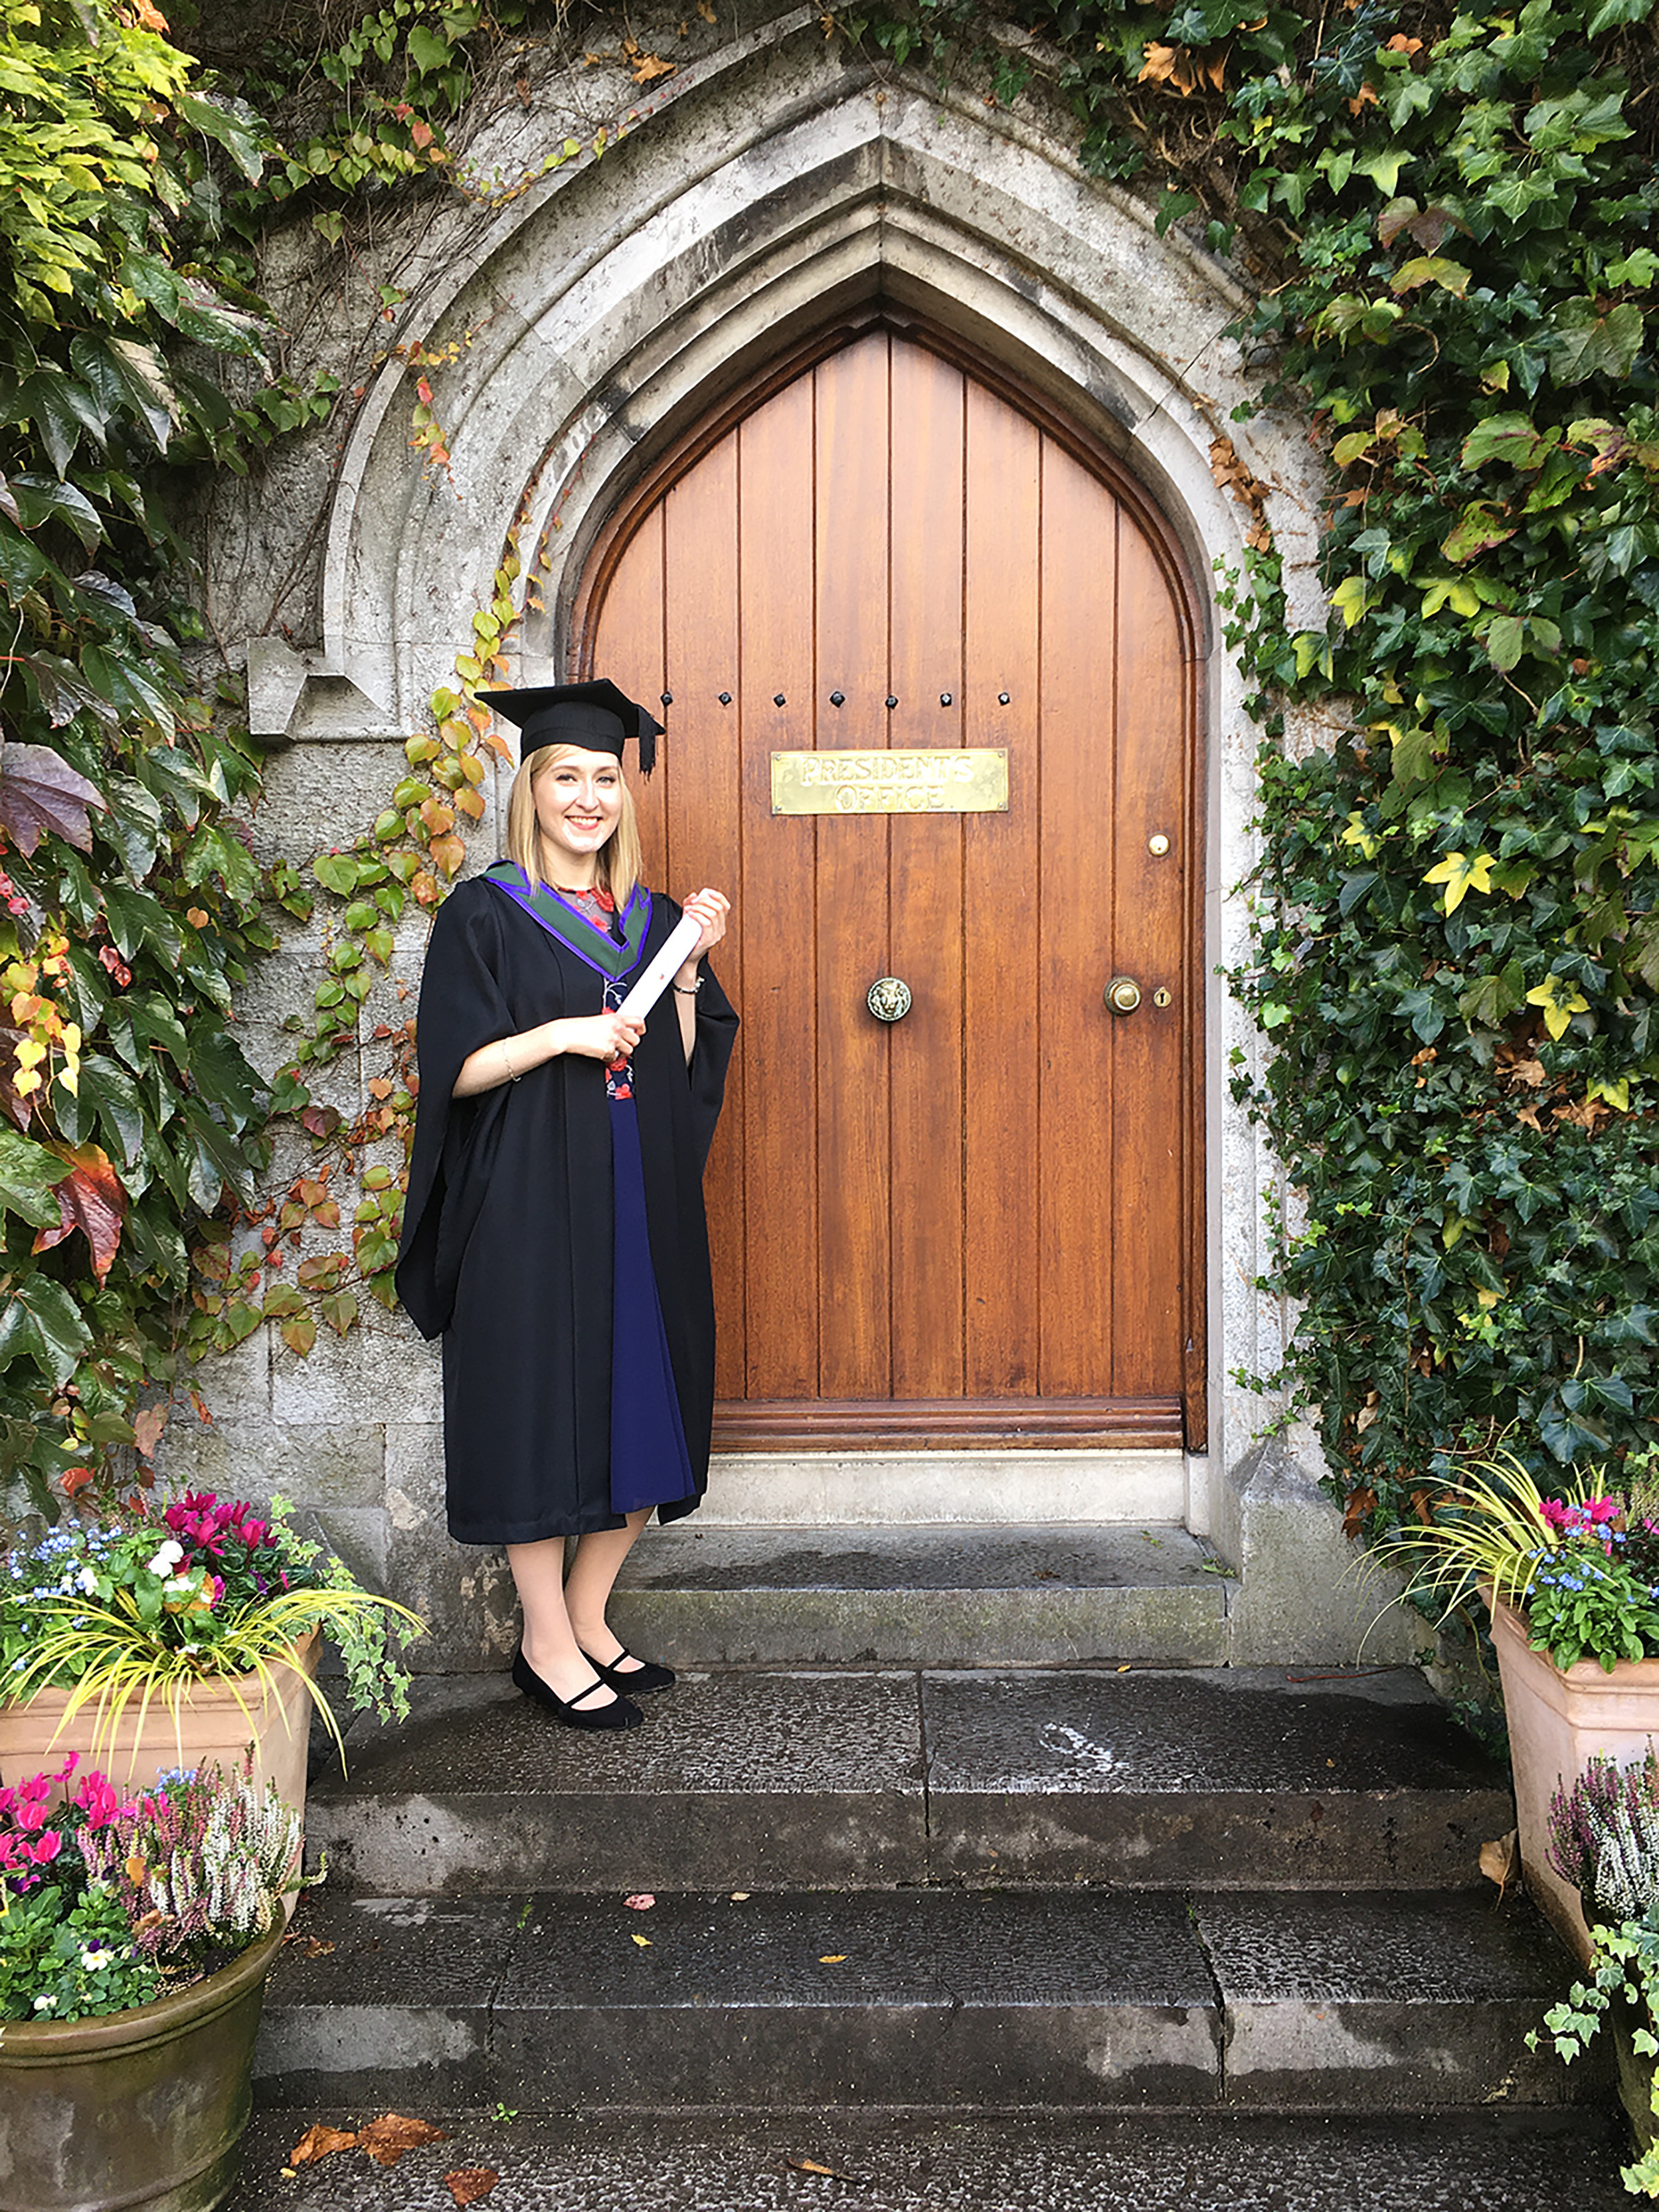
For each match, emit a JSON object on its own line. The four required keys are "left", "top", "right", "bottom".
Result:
{"left": 394, "top": 679, "right": 737, "bottom": 1730}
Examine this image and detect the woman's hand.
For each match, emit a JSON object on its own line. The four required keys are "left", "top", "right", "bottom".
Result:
{"left": 559, "top": 1012, "right": 645, "bottom": 1062}
{"left": 679, "top": 888, "right": 730, "bottom": 966}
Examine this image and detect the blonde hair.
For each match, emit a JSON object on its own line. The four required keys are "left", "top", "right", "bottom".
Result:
{"left": 505, "top": 742, "right": 643, "bottom": 907}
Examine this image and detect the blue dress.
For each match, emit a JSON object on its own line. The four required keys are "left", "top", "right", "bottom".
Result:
{"left": 568, "top": 887, "right": 699, "bottom": 1517}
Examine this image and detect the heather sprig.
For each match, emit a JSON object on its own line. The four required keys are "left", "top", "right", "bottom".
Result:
{"left": 1549, "top": 1750, "right": 1659, "bottom": 1920}
{"left": 76, "top": 1758, "right": 311, "bottom": 1968}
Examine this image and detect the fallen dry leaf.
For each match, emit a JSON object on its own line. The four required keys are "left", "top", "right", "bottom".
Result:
{"left": 1480, "top": 1829, "right": 1519, "bottom": 1899}
{"left": 624, "top": 1893, "right": 655, "bottom": 1910}
{"left": 356, "top": 2114, "right": 450, "bottom": 2168}
{"left": 730, "top": 1892, "right": 750, "bottom": 1901}
{"left": 290, "top": 2124, "right": 358, "bottom": 2166}
{"left": 787, "top": 2157, "right": 859, "bottom": 2181}
{"left": 444, "top": 2170, "right": 500, "bottom": 2207}
{"left": 631, "top": 1933, "right": 653, "bottom": 1947}
{"left": 282, "top": 1932, "right": 337, "bottom": 1957}
{"left": 819, "top": 1954, "right": 847, "bottom": 1964}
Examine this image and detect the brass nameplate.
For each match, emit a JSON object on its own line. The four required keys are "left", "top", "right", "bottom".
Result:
{"left": 771, "top": 749, "right": 1008, "bottom": 816}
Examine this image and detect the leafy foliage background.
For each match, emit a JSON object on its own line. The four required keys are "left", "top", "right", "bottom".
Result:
{"left": 2, "top": 0, "right": 1655, "bottom": 1554}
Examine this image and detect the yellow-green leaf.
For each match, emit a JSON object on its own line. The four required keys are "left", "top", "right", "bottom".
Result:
{"left": 1526, "top": 977, "right": 1591, "bottom": 1041}
{"left": 1421, "top": 576, "right": 1482, "bottom": 618}
{"left": 1331, "top": 575, "right": 1369, "bottom": 629}
{"left": 1423, "top": 851, "right": 1495, "bottom": 913}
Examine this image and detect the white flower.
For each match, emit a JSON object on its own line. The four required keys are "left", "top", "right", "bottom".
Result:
{"left": 74, "top": 1565, "right": 98, "bottom": 1596}
{"left": 145, "top": 1541, "right": 185, "bottom": 1576}
{"left": 79, "top": 1947, "right": 114, "bottom": 1972}
{"left": 33, "top": 1994, "right": 56, "bottom": 2012}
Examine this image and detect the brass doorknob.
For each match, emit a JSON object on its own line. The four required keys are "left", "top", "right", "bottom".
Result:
{"left": 867, "top": 977, "right": 912, "bottom": 1022}
{"left": 1104, "top": 976, "right": 1142, "bottom": 1015}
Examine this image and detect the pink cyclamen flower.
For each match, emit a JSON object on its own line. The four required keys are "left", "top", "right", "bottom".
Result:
{"left": 29, "top": 1829, "right": 62, "bottom": 1865}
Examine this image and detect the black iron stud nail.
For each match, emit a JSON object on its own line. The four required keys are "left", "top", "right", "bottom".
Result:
{"left": 774, "top": 693, "right": 786, "bottom": 707}
{"left": 719, "top": 692, "right": 731, "bottom": 706}
{"left": 830, "top": 690, "right": 845, "bottom": 707}
{"left": 885, "top": 696, "right": 898, "bottom": 710}
{"left": 940, "top": 693, "right": 952, "bottom": 707}
{"left": 999, "top": 692, "right": 1010, "bottom": 706}
{"left": 661, "top": 692, "right": 673, "bottom": 707}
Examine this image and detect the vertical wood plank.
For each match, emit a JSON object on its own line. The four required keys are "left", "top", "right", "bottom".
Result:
{"left": 1037, "top": 438, "right": 1118, "bottom": 1395}
{"left": 814, "top": 332, "right": 893, "bottom": 1398}
{"left": 592, "top": 507, "right": 668, "bottom": 885}
{"left": 663, "top": 435, "right": 746, "bottom": 1399}
{"left": 737, "top": 377, "right": 821, "bottom": 1397}
{"left": 887, "top": 342, "right": 966, "bottom": 1397}
{"left": 1108, "top": 514, "right": 1186, "bottom": 1395}
{"left": 964, "top": 383, "right": 1041, "bottom": 1396}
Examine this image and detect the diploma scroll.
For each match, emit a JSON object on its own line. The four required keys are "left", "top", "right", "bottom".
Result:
{"left": 616, "top": 912, "right": 705, "bottom": 1023}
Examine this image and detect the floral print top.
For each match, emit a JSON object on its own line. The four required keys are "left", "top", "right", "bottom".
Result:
{"left": 556, "top": 884, "right": 634, "bottom": 1102}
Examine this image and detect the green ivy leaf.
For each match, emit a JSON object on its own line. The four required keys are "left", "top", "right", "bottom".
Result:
{"left": 1545, "top": 298, "right": 1644, "bottom": 386}
{"left": 0, "top": 1274, "right": 94, "bottom": 1383}
{"left": 1391, "top": 256, "right": 1472, "bottom": 299}
{"left": 0, "top": 1128, "right": 69, "bottom": 1227}
{"left": 1460, "top": 413, "right": 1550, "bottom": 471}
{"left": 1441, "top": 501, "right": 1516, "bottom": 562}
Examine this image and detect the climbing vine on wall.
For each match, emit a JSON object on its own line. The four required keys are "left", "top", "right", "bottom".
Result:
{"left": 0, "top": 0, "right": 559, "bottom": 1514}
{"left": 859, "top": 0, "right": 1659, "bottom": 1533}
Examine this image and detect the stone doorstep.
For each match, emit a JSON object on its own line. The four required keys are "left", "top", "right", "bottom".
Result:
{"left": 608, "top": 1524, "right": 1227, "bottom": 1667}
{"left": 253, "top": 1887, "right": 1589, "bottom": 2115}
{"left": 228, "top": 2108, "right": 1637, "bottom": 2212}
{"left": 309, "top": 1667, "right": 1513, "bottom": 1895}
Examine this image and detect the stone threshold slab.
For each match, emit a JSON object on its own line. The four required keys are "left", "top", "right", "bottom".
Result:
{"left": 312, "top": 1667, "right": 1512, "bottom": 1895}
{"left": 610, "top": 1523, "right": 1227, "bottom": 1665}
{"left": 254, "top": 1887, "right": 1583, "bottom": 2114}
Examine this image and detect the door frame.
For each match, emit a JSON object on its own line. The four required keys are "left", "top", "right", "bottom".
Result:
{"left": 571, "top": 304, "right": 1210, "bottom": 1452}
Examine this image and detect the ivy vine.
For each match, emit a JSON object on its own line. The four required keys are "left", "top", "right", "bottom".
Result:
{"left": 0, "top": 0, "right": 684, "bottom": 1518}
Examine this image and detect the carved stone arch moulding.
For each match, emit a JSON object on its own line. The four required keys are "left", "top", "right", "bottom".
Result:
{"left": 310, "top": 74, "right": 1324, "bottom": 742}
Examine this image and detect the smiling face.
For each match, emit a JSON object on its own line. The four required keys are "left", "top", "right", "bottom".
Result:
{"left": 531, "top": 746, "right": 624, "bottom": 884}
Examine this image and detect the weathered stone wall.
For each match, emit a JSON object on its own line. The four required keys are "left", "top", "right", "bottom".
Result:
{"left": 157, "top": 1, "right": 1414, "bottom": 1669}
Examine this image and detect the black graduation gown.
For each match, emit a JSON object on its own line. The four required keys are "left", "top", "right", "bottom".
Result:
{"left": 394, "top": 874, "right": 739, "bottom": 1543}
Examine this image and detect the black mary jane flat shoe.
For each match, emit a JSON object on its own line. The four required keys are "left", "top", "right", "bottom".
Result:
{"left": 581, "top": 1645, "right": 676, "bottom": 1696}
{"left": 512, "top": 1645, "right": 644, "bottom": 1730}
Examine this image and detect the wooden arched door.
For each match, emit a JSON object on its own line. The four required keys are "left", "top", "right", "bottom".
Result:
{"left": 578, "top": 322, "right": 1205, "bottom": 1454}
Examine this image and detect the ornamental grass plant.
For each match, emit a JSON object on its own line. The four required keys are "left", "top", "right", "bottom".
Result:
{"left": 0, "top": 1750, "right": 312, "bottom": 2026}
{"left": 1, "top": 1489, "right": 422, "bottom": 1761}
{"left": 1377, "top": 1448, "right": 1659, "bottom": 1672}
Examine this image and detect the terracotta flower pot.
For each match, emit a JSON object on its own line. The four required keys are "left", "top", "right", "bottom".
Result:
{"left": 1487, "top": 1590, "right": 1659, "bottom": 1961}
{"left": 0, "top": 1917, "right": 282, "bottom": 2212}
{"left": 0, "top": 1630, "right": 320, "bottom": 1815}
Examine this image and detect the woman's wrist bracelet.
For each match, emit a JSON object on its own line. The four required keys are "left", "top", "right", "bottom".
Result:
{"left": 501, "top": 1037, "right": 521, "bottom": 1082}
{"left": 672, "top": 978, "right": 703, "bottom": 996}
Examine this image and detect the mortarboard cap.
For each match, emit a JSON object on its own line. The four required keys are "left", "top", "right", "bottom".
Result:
{"left": 481, "top": 679, "right": 664, "bottom": 775}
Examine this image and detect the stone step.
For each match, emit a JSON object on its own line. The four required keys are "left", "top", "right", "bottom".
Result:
{"left": 253, "top": 1884, "right": 1586, "bottom": 2114}
{"left": 313, "top": 1666, "right": 1512, "bottom": 1895}
{"left": 229, "top": 2108, "right": 1635, "bottom": 2212}
{"left": 608, "top": 1523, "right": 1228, "bottom": 1666}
